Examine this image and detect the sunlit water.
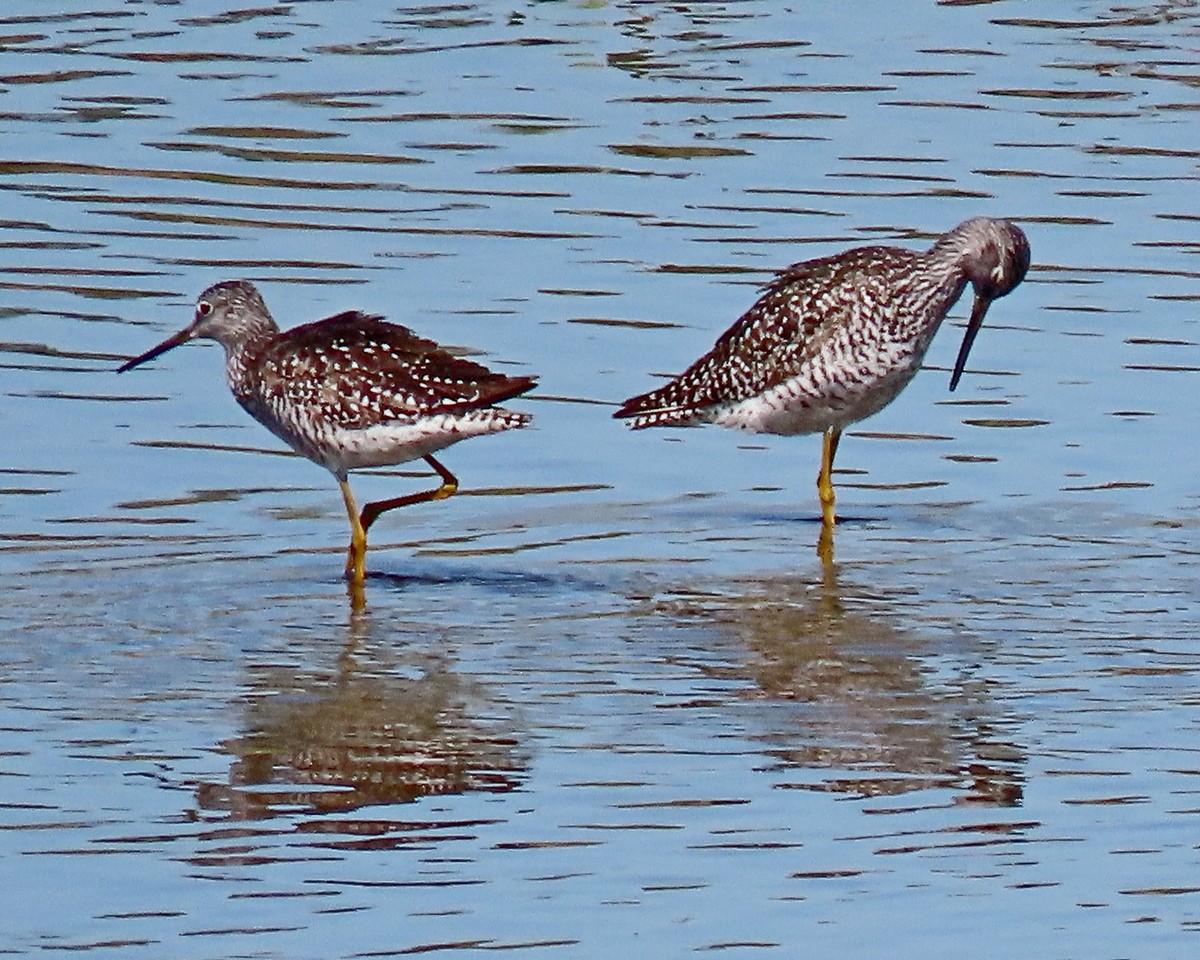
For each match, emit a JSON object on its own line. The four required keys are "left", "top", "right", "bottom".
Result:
{"left": 2, "top": 1, "right": 1199, "bottom": 956}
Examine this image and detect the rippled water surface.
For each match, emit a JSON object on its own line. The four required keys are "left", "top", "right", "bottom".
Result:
{"left": 3, "top": 1, "right": 1200, "bottom": 956}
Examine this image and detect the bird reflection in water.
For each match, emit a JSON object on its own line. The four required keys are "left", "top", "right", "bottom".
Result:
{"left": 669, "top": 558, "right": 1025, "bottom": 806}
{"left": 194, "top": 618, "right": 525, "bottom": 825}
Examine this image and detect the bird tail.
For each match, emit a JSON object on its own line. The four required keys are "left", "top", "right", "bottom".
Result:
{"left": 613, "top": 388, "right": 708, "bottom": 430}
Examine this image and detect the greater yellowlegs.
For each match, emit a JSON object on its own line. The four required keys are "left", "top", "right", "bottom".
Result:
{"left": 615, "top": 217, "right": 1030, "bottom": 529}
{"left": 119, "top": 280, "right": 536, "bottom": 585}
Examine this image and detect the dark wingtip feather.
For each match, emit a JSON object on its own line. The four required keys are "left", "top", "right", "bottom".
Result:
{"left": 481, "top": 372, "right": 538, "bottom": 408}
{"left": 613, "top": 388, "right": 657, "bottom": 421}
{"left": 613, "top": 385, "right": 701, "bottom": 429}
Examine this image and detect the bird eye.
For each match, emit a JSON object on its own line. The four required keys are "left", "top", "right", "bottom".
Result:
{"left": 196, "top": 300, "right": 213, "bottom": 318}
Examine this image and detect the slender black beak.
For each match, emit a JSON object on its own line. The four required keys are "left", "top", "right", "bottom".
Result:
{"left": 116, "top": 325, "right": 195, "bottom": 373}
{"left": 948, "top": 291, "right": 992, "bottom": 392}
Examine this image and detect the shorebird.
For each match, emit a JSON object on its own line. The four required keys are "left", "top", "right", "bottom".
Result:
{"left": 614, "top": 217, "right": 1030, "bottom": 530}
{"left": 118, "top": 280, "right": 536, "bottom": 587}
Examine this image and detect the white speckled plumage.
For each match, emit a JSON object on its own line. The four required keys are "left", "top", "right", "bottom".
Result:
{"left": 224, "top": 300, "right": 533, "bottom": 477}
{"left": 616, "top": 218, "right": 1029, "bottom": 433}
{"left": 615, "top": 217, "right": 1031, "bottom": 533}
{"left": 118, "top": 280, "right": 535, "bottom": 586}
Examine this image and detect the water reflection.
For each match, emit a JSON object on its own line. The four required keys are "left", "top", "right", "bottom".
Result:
{"left": 198, "top": 615, "right": 525, "bottom": 824}
{"left": 665, "top": 557, "right": 1025, "bottom": 806}
{"left": 4, "top": 0, "right": 1200, "bottom": 955}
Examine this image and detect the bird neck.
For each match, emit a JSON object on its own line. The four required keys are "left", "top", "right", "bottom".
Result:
{"left": 924, "top": 233, "right": 981, "bottom": 311}
{"left": 928, "top": 219, "right": 1000, "bottom": 296}
{"left": 892, "top": 247, "right": 971, "bottom": 343}
{"left": 218, "top": 317, "right": 279, "bottom": 402}
{"left": 217, "top": 315, "right": 278, "bottom": 361}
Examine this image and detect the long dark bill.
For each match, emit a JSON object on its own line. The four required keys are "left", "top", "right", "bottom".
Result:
{"left": 948, "top": 292, "right": 992, "bottom": 392}
{"left": 116, "top": 326, "right": 195, "bottom": 373}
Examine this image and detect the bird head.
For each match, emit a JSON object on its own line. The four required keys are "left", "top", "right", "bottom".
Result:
{"left": 117, "top": 281, "right": 275, "bottom": 373}
{"left": 945, "top": 218, "right": 1031, "bottom": 391}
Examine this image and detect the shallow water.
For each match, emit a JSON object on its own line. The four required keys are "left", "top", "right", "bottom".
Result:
{"left": 2, "top": 1, "right": 1200, "bottom": 956}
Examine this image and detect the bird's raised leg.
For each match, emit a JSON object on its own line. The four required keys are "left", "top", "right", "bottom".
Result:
{"left": 338, "top": 455, "right": 459, "bottom": 591}
{"left": 359, "top": 453, "right": 459, "bottom": 536}
{"left": 816, "top": 427, "right": 841, "bottom": 529}
{"left": 339, "top": 476, "right": 369, "bottom": 585}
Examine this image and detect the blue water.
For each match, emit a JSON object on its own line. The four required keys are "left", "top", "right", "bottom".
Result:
{"left": 2, "top": 1, "right": 1200, "bottom": 956}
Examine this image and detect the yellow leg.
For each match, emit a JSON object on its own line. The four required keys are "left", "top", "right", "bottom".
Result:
{"left": 337, "top": 456, "right": 459, "bottom": 591}
{"left": 817, "top": 427, "right": 841, "bottom": 529}
{"left": 359, "top": 454, "right": 459, "bottom": 534}
{"left": 339, "top": 476, "right": 368, "bottom": 585}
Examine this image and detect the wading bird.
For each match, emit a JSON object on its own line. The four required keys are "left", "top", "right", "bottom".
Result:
{"left": 615, "top": 217, "right": 1030, "bottom": 540}
{"left": 119, "top": 280, "right": 535, "bottom": 589}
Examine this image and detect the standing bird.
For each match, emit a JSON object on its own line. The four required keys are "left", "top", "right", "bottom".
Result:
{"left": 614, "top": 217, "right": 1030, "bottom": 530}
{"left": 118, "top": 280, "right": 536, "bottom": 586}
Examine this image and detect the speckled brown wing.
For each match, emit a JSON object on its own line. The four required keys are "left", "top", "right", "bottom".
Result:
{"left": 255, "top": 311, "right": 536, "bottom": 430}
{"left": 615, "top": 246, "right": 916, "bottom": 426}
